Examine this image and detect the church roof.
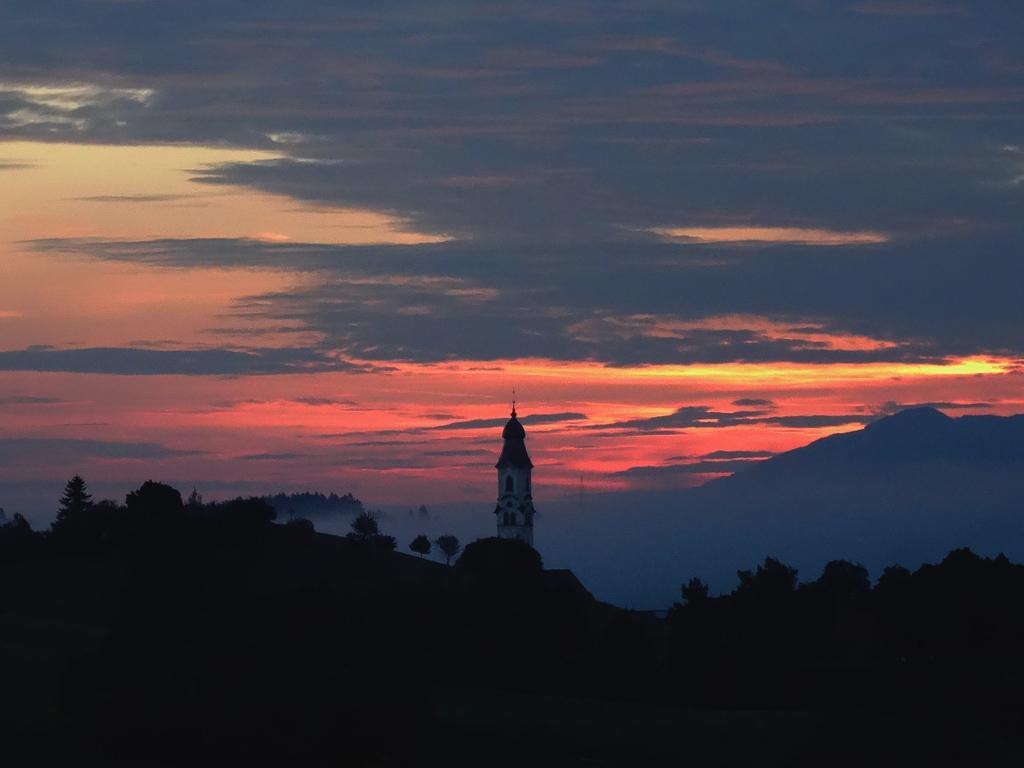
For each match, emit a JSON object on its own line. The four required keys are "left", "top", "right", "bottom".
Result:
{"left": 496, "top": 410, "right": 533, "bottom": 468}
{"left": 501, "top": 409, "right": 526, "bottom": 440}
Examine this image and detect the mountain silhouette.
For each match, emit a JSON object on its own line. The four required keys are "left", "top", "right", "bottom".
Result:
{"left": 706, "top": 407, "right": 1024, "bottom": 491}
{"left": 544, "top": 408, "right": 1024, "bottom": 605}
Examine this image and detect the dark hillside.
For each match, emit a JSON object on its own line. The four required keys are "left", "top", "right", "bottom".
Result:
{"left": 7, "top": 475, "right": 1024, "bottom": 765}
{"left": 0, "top": 492, "right": 657, "bottom": 765}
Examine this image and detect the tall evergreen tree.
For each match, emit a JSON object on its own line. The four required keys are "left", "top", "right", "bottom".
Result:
{"left": 56, "top": 475, "right": 93, "bottom": 526}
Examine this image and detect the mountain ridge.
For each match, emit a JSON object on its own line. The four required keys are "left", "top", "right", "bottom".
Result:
{"left": 699, "top": 406, "right": 1024, "bottom": 493}
{"left": 542, "top": 407, "right": 1024, "bottom": 605}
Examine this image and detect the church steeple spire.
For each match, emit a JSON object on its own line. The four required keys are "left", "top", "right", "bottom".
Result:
{"left": 494, "top": 399, "right": 535, "bottom": 546}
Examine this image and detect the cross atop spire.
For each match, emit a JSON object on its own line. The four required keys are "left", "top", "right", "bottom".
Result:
{"left": 511, "top": 387, "right": 517, "bottom": 417}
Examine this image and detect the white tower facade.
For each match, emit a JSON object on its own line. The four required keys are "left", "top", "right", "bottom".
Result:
{"left": 494, "top": 406, "right": 536, "bottom": 546}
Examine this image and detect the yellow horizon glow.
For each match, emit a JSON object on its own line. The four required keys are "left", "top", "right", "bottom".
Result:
{"left": 382, "top": 355, "right": 1012, "bottom": 385}
{"left": 0, "top": 140, "right": 448, "bottom": 246}
{"left": 653, "top": 226, "right": 889, "bottom": 246}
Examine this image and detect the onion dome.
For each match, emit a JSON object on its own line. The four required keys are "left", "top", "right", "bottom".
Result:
{"left": 496, "top": 409, "right": 533, "bottom": 468}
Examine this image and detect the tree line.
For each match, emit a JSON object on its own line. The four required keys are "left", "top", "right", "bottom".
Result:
{"left": 343, "top": 507, "right": 462, "bottom": 564}
{"left": 0, "top": 475, "right": 466, "bottom": 566}
{"left": 666, "top": 551, "right": 1024, "bottom": 710}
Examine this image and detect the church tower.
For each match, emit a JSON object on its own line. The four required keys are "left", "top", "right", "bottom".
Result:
{"left": 494, "top": 402, "right": 536, "bottom": 546}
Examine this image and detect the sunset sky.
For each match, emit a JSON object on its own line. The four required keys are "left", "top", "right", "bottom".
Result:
{"left": 1, "top": 1, "right": 1022, "bottom": 522}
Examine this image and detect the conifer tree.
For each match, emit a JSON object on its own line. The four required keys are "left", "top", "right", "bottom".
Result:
{"left": 56, "top": 475, "right": 93, "bottom": 526}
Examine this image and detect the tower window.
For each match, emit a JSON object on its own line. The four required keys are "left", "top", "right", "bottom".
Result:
{"left": 505, "top": 475, "right": 514, "bottom": 493}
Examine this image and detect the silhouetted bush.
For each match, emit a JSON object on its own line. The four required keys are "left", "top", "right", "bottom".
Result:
{"left": 0, "top": 512, "right": 41, "bottom": 559}
{"left": 409, "top": 533, "right": 431, "bottom": 558}
{"left": 284, "top": 516, "right": 315, "bottom": 538}
{"left": 876, "top": 564, "right": 912, "bottom": 594}
{"left": 205, "top": 496, "right": 276, "bottom": 532}
{"left": 345, "top": 510, "right": 395, "bottom": 550}
{"left": 681, "top": 576, "right": 709, "bottom": 607}
{"left": 807, "top": 559, "right": 870, "bottom": 604}
{"left": 734, "top": 556, "right": 798, "bottom": 604}
{"left": 126, "top": 480, "right": 184, "bottom": 521}
{"left": 457, "top": 536, "right": 543, "bottom": 584}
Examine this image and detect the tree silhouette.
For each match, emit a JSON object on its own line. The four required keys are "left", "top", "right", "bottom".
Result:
{"left": 409, "top": 534, "right": 431, "bottom": 558}
{"left": 875, "top": 564, "right": 912, "bottom": 594}
{"left": 210, "top": 496, "right": 276, "bottom": 532}
{"left": 56, "top": 475, "right": 93, "bottom": 526}
{"left": 0, "top": 511, "right": 38, "bottom": 558}
{"left": 6, "top": 512, "right": 30, "bottom": 532}
{"left": 348, "top": 511, "right": 380, "bottom": 541}
{"left": 810, "top": 560, "right": 869, "bottom": 603}
{"left": 681, "top": 577, "right": 709, "bottom": 607}
{"left": 345, "top": 510, "right": 395, "bottom": 550}
{"left": 126, "top": 481, "right": 183, "bottom": 520}
{"left": 435, "top": 534, "right": 461, "bottom": 566}
{"left": 734, "top": 556, "right": 798, "bottom": 602}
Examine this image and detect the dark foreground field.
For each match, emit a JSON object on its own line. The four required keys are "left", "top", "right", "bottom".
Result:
{"left": 5, "top": 494, "right": 1024, "bottom": 766}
